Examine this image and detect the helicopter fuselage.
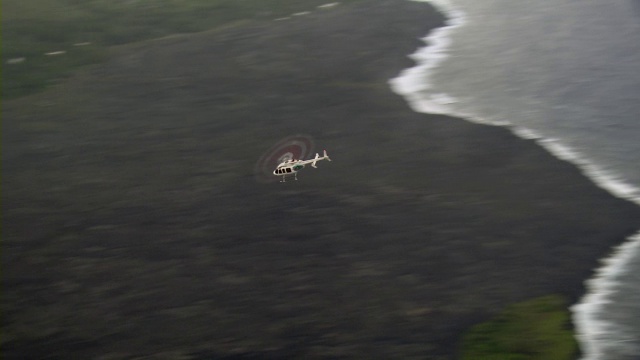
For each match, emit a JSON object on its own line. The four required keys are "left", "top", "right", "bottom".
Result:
{"left": 273, "top": 161, "right": 304, "bottom": 176}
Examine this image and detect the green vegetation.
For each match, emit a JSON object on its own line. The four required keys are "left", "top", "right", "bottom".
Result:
{"left": 460, "top": 295, "right": 579, "bottom": 360}
{"left": 3, "top": 0, "right": 358, "bottom": 98}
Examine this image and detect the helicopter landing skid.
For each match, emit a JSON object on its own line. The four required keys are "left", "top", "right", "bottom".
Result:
{"left": 280, "top": 173, "right": 298, "bottom": 182}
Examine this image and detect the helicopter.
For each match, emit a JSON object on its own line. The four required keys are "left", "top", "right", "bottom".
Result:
{"left": 273, "top": 150, "right": 331, "bottom": 182}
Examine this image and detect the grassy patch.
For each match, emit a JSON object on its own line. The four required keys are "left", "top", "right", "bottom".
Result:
{"left": 460, "top": 295, "right": 579, "bottom": 360}
{"left": 3, "top": 0, "right": 358, "bottom": 99}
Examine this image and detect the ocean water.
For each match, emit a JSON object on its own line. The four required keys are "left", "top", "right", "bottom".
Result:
{"left": 391, "top": 0, "right": 640, "bottom": 359}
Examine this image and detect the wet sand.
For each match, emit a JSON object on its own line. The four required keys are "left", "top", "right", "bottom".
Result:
{"left": 4, "top": 1, "right": 640, "bottom": 358}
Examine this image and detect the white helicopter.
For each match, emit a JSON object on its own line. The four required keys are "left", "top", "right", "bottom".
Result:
{"left": 273, "top": 150, "right": 331, "bottom": 182}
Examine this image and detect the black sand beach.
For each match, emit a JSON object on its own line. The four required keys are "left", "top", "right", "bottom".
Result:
{"left": 4, "top": 1, "right": 640, "bottom": 358}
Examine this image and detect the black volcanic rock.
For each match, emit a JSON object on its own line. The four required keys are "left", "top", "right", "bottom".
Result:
{"left": 3, "top": 1, "right": 640, "bottom": 359}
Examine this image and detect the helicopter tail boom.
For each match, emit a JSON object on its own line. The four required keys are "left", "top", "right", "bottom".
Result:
{"left": 311, "top": 150, "right": 330, "bottom": 168}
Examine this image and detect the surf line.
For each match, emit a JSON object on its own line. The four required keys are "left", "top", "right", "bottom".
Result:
{"left": 390, "top": 1, "right": 640, "bottom": 359}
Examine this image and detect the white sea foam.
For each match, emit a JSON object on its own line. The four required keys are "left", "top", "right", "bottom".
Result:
{"left": 572, "top": 231, "right": 640, "bottom": 360}
{"left": 511, "top": 126, "right": 541, "bottom": 140}
{"left": 389, "top": 0, "right": 466, "bottom": 115}
{"left": 536, "top": 138, "right": 640, "bottom": 203}
{"left": 393, "top": 1, "right": 640, "bottom": 359}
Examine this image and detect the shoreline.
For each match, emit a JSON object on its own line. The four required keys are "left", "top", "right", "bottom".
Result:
{"left": 4, "top": 1, "right": 640, "bottom": 358}
{"left": 392, "top": 1, "right": 640, "bottom": 358}
{"left": 572, "top": 232, "right": 640, "bottom": 360}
